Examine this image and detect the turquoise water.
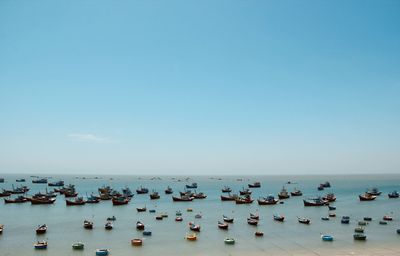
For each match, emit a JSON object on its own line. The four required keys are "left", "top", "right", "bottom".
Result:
{"left": 0, "top": 174, "right": 399, "bottom": 255}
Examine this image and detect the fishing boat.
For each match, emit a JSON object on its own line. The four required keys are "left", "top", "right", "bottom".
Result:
{"left": 136, "top": 221, "right": 145, "bottom": 230}
{"left": 189, "top": 222, "right": 201, "bottom": 232}
{"left": 137, "top": 206, "right": 147, "bottom": 212}
{"left": 321, "top": 235, "right": 333, "bottom": 241}
{"left": 175, "top": 216, "right": 183, "bottom": 221}
{"left": 248, "top": 182, "right": 261, "bottom": 188}
{"left": 122, "top": 187, "right": 133, "bottom": 198}
{"left": 66, "top": 197, "right": 86, "bottom": 206}
{"left": 36, "top": 224, "right": 47, "bottom": 234}
{"left": 363, "top": 217, "right": 372, "bottom": 221}
{"left": 220, "top": 194, "right": 238, "bottom": 201}
{"left": 353, "top": 233, "right": 367, "bottom": 241}
{"left": 341, "top": 216, "right": 350, "bottom": 224}
{"left": 354, "top": 227, "right": 364, "bottom": 233}
{"left": 0, "top": 190, "right": 11, "bottom": 197}
{"left": 48, "top": 180, "right": 64, "bottom": 186}
{"left": 107, "top": 216, "right": 116, "bottom": 221}
{"left": 136, "top": 186, "right": 149, "bottom": 194}
{"left": 150, "top": 191, "right": 160, "bottom": 199}
{"left": 322, "top": 193, "right": 336, "bottom": 202}
{"left": 290, "top": 189, "right": 303, "bottom": 196}
{"left": 34, "top": 240, "right": 48, "bottom": 249}
{"left": 30, "top": 196, "right": 56, "bottom": 205}
{"left": 366, "top": 187, "right": 381, "bottom": 196}
{"left": 155, "top": 215, "right": 163, "bottom": 220}
{"left": 218, "top": 221, "right": 229, "bottom": 230}
{"left": 16, "top": 178, "right": 26, "bottom": 182}
{"left": 328, "top": 205, "right": 336, "bottom": 210}
{"left": 98, "top": 186, "right": 112, "bottom": 194}
{"left": 273, "top": 214, "right": 284, "bottom": 222}
{"left": 388, "top": 191, "right": 399, "bottom": 198}
{"left": 176, "top": 210, "right": 182, "bottom": 216}
{"left": 383, "top": 215, "right": 393, "bottom": 221}
{"left": 186, "top": 233, "right": 197, "bottom": 241}
{"left": 195, "top": 213, "right": 202, "bottom": 219}
{"left": 172, "top": 195, "right": 193, "bottom": 202}
{"left": 86, "top": 195, "right": 100, "bottom": 204}
{"left": 358, "top": 221, "right": 367, "bottom": 226}
{"left": 303, "top": 197, "right": 328, "bottom": 206}
{"left": 298, "top": 217, "right": 311, "bottom": 224}
{"left": 95, "top": 249, "right": 109, "bottom": 256}
{"left": 247, "top": 218, "right": 258, "bottom": 226}
{"left": 4, "top": 196, "right": 28, "bottom": 203}
{"left": 249, "top": 213, "right": 259, "bottom": 220}
{"left": 165, "top": 186, "right": 173, "bottom": 194}
{"left": 9, "top": 185, "right": 29, "bottom": 194}
{"left": 64, "top": 191, "right": 78, "bottom": 197}
{"left": 83, "top": 220, "right": 93, "bottom": 229}
{"left": 143, "top": 230, "right": 152, "bottom": 236}
{"left": 359, "top": 193, "right": 377, "bottom": 201}
{"left": 161, "top": 213, "right": 168, "bottom": 218}
{"left": 322, "top": 181, "right": 331, "bottom": 188}
{"left": 0, "top": 224, "right": 4, "bottom": 234}
{"left": 221, "top": 186, "right": 232, "bottom": 193}
{"left": 104, "top": 221, "right": 113, "bottom": 230}
{"left": 223, "top": 215, "right": 234, "bottom": 223}
{"left": 239, "top": 188, "right": 252, "bottom": 195}
{"left": 112, "top": 196, "right": 129, "bottom": 205}
{"left": 255, "top": 231, "right": 264, "bottom": 236}
{"left": 32, "top": 178, "right": 47, "bottom": 184}
{"left": 329, "top": 213, "right": 336, "bottom": 217}
{"left": 235, "top": 196, "right": 254, "bottom": 204}
{"left": 187, "top": 208, "right": 193, "bottom": 212}
{"left": 186, "top": 183, "right": 198, "bottom": 189}
{"left": 72, "top": 242, "right": 84, "bottom": 250}
{"left": 278, "top": 187, "right": 290, "bottom": 199}
{"left": 131, "top": 238, "right": 143, "bottom": 246}
{"left": 193, "top": 192, "right": 207, "bottom": 199}
{"left": 224, "top": 237, "right": 235, "bottom": 245}
{"left": 258, "top": 195, "right": 279, "bottom": 205}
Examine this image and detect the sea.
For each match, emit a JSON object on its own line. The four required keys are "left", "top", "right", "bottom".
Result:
{"left": 0, "top": 174, "right": 399, "bottom": 256}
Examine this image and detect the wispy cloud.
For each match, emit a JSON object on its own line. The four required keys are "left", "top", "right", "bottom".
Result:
{"left": 68, "top": 133, "right": 117, "bottom": 143}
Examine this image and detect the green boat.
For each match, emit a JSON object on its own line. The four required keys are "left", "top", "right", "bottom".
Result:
{"left": 224, "top": 238, "right": 235, "bottom": 245}
{"left": 72, "top": 242, "right": 84, "bottom": 250}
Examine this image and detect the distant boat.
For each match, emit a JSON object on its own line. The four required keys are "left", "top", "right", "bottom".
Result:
{"left": 278, "top": 187, "right": 290, "bottom": 199}
{"left": 359, "top": 193, "right": 377, "bottom": 201}
{"left": 353, "top": 233, "right": 367, "bottom": 241}
{"left": 189, "top": 222, "right": 201, "bottom": 232}
{"left": 322, "top": 193, "right": 336, "bottom": 202}
{"left": 137, "top": 206, "right": 147, "bottom": 212}
{"left": 104, "top": 221, "right": 113, "bottom": 230}
{"left": 0, "top": 190, "right": 12, "bottom": 197}
{"left": 220, "top": 194, "right": 238, "bottom": 201}
{"left": 4, "top": 196, "right": 28, "bottom": 204}
{"left": 321, "top": 216, "right": 330, "bottom": 221}
{"left": 32, "top": 178, "right": 47, "bottom": 184}
{"left": 328, "top": 205, "right": 336, "bottom": 210}
{"left": 218, "top": 221, "right": 229, "bottom": 230}
{"left": 186, "top": 233, "right": 197, "bottom": 241}
{"left": 247, "top": 218, "right": 258, "bottom": 226}
{"left": 112, "top": 196, "right": 130, "bottom": 205}
{"left": 235, "top": 196, "right": 254, "bottom": 204}
{"left": 366, "top": 187, "right": 381, "bottom": 196}
{"left": 255, "top": 231, "right": 264, "bottom": 237}
{"left": 136, "top": 221, "right": 145, "bottom": 230}
{"left": 0, "top": 224, "right": 3, "bottom": 234}
{"left": 34, "top": 240, "right": 48, "bottom": 249}
{"left": 224, "top": 237, "right": 235, "bottom": 245}
{"left": 258, "top": 195, "right": 279, "bottom": 205}
{"left": 131, "top": 238, "right": 143, "bottom": 246}
{"left": 223, "top": 215, "right": 234, "bottom": 223}
{"left": 248, "top": 182, "right": 261, "bottom": 188}
{"left": 66, "top": 197, "right": 86, "bottom": 206}
{"left": 136, "top": 186, "right": 149, "bottom": 194}
{"left": 172, "top": 195, "right": 193, "bottom": 202}
{"left": 354, "top": 226, "right": 364, "bottom": 233}
{"left": 48, "top": 180, "right": 64, "bottom": 187}
{"left": 290, "top": 189, "right": 303, "bottom": 196}
{"left": 193, "top": 192, "right": 207, "bottom": 199}
{"left": 150, "top": 191, "right": 160, "bottom": 200}
{"left": 388, "top": 191, "right": 399, "bottom": 198}
{"left": 249, "top": 213, "right": 259, "bottom": 220}
{"left": 175, "top": 216, "right": 183, "bottom": 221}
{"left": 383, "top": 215, "right": 393, "bottom": 221}
{"left": 0, "top": 178, "right": 4, "bottom": 183}
{"left": 298, "top": 217, "right": 311, "bottom": 224}
{"left": 72, "top": 242, "right": 84, "bottom": 250}
{"left": 143, "top": 230, "right": 152, "bottom": 236}
{"left": 317, "top": 184, "right": 324, "bottom": 191}
{"left": 321, "top": 235, "right": 333, "bottom": 241}
{"left": 341, "top": 216, "right": 350, "bottom": 224}
{"left": 186, "top": 183, "right": 198, "bottom": 189}
{"left": 165, "top": 186, "right": 173, "bottom": 194}
{"left": 322, "top": 181, "right": 331, "bottom": 188}
{"left": 30, "top": 197, "right": 56, "bottom": 205}
{"left": 239, "top": 188, "right": 252, "bottom": 195}
{"left": 95, "top": 249, "right": 109, "bottom": 256}
{"left": 107, "top": 216, "right": 116, "bottom": 221}
{"left": 363, "top": 217, "right": 372, "bottom": 221}
{"left": 36, "top": 224, "right": 47, "bottom": 234}
{"left": 328, "top": 212, "right": 336, "bottom": 217}
{"left": 273, "top": 214, "right": 285, "bottom": 222}
{"left": 221, "top": 186, "right": 232, "bottom": 193}
{"left": 303, "top": 197, "right": 328, "bottom": 206}
{"left": 16, "top": 178, "right": 26, "bottom": 182}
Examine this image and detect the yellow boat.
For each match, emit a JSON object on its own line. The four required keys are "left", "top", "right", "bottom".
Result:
{"left": 186, "top": 233, "right": 197, "bottom": 241}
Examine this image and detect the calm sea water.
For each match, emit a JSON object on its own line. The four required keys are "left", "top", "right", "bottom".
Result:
{"left": 0, "top": 174, "right": 399, "bottom": 256}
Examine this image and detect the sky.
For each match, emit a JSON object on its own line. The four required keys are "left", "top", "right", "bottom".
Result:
{"left": 0, "top": 0, "right": 399, "bottom": 175}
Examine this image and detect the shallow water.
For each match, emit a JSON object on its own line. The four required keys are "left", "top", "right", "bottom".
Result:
{"left": 0, "top": 174, "right": 399, "bottom": 255}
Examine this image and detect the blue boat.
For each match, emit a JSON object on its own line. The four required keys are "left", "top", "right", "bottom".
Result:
{"left": 321, "top": 235, "right": 333, "bottom": 241}
{"left": 149, "top": 209, "right": 156, "bottom": 213}
{"left": 34, "top": 241, "right": 48, "bottom": 249}
{"left": 96, "top": 249, "right": 109, "bottom": 256}
{"left": 143, "top": 230, "right": 152, "bottom": 236}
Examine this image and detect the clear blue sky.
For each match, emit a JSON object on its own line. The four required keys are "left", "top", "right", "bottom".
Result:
{"left": 0, "top": 0, "right": 399, "bottom": 175}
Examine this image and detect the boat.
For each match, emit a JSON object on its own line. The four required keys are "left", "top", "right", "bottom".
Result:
{"left": 189, "top": 222, "right": 201, "bottom": 232}
{"left": 235, "top": 196, "right": 254, "bottom": 204}
{"left": 64, "top": 191, "right": 78, "bottom": 197}
{"left": 221, "top": 186, "right": 232, "bottom": 193}
{"left": 317, "top": 184, "right": 324, "bottom": 191}
{"left": 95, "top": 249, "right": 109, "bottom": 256}
{"left": 175, "top": 216, "right": 183, "bottom": 221}
{"left": 32, "top": 178, "right": 47, "bottom": 184}
{"left": 0, "top": 190, "right": 12, "bottom": 197}
{"left": 112, "top": 196, "right": 129, "bottom": 205}
{"left": 143, "top": 230, "right": 152, "bottom": 236}
{"left": 104, "top": 221, "right": 113, "bottom": 230}
{"left": 224, "top": 237, "right": 235, "bottom": 245}
{"left": 380, "top": 221, "right": 388, "bottom": 225}
{"left": 359, "top": 193, "right": 377, "bottom": 201}
{"left": 136, "top": 186, "right": 149, "bottom": 194}
{"left": 72, "top": 242, "right": 84, "bottom": 250}
{"left": 220, "top": 194, "right": 238, "bottom": 201}
{"left": 239, "top": 188, "right": 252, "bottom": 195}
{"left": 86, "top": 195, "right": 100, "bottom": 204}
{"left": 322, "top": 181, "right": 331, "bottom": 188}
{"left": 353, "top": 233, "right": 367, "bottom": 241}
{"left": 321, "top": 216, "right": 330, "bottom": 221}
{"left": 66, "top": 197, "right": 86, "bottom": 206}
{"left": 383, "top": 215, "right": 393, "bottom": 221}
{"left": 273, "top": 214, "right": 284, "bottom": 222}
{"left": 322, "top": 193, "right": 336, "bottom": 202}
{"left": 249, "top": 213, "right": 259, "bottom": 220}
{"left": 303, "top": 197, "right": 328, "bottom": 206}
{"left": 195, "top": 213, "right": 202, "bottom": 219}
{"left": 30, "top": 196, "right": 56, "bottom": 205}
{"left": 131, "top": 238, "right": 143, "bottom": 246}
{"left": 16, "top": 178, "right": 26, "bottom": 182}
{"left": 0, "top": 178, "right": 3, "bottom": 183}
{"left": 258, "top": 195, "right": 279, "bottom": 205}
{"left": 176, "top": 210, "right": 182, "bottom": 216}
{"left": 187, "top": 208, "right": 193, "bottom": 212}
{"left": 366, "top": 187, "right": 381, "bottom": 196}
{"left": 364, "top": 217, "right": 372, "bottom": 221}
{"left": 107, "top": 216, "right": 116, "bottom": 221}
{"left": 4, "top": 196, "right": 28, "bottom": 203}
{"left": 388, "top": 191, "right": 399, "bottom": 198}
{"left": 329, "top": 213, "right": 336, "bottom": 217}
{"left": 155, "top": 215, "right": 163, "bottom": 220}
{"left": 193, "top": 192, "right": 207, "bottom": 199}
{"left": 9, "top": 185, "right": 29, "bottom": 194}
{"left": 358, "top": 221, "right": 367, "bottom": 226}
{"left": 341, "top": 216, "right": 350, "bottom": 224}
{"left": 328, "top": 205, "right": 336, "bottom": 210}
{"left": 248, "top": 182, "right": 261, "bottom": 188}
{"left": 48, "top": 180, "right": 64, "bottom": 186}
{"left": 34, "top": 241, "right": 48, "bottom": 249}
{"left": 218, "top": 221, "right": 229, "bottom": 230}
{"left": 255, "top": 231, "right": 264, "bottom": 237}
{"left": 0, "top": 224, "right": 3, "bottom": 234}
{"left": 291, "top": 189, "right": 303, "bottom": 196}
{"left": 321, "top": 235, "right": 333, "bottom": 241}
{"left": 247, "top": 218, "right": 258, "bottom": 226}
{"left": 354, "top": 227, "right": 364, "bottom": 233}
{"left": 36, "top": 224, "right": 47, "bottom": 234}
{"left": 150, "top": 191, "right": 160, "bottom": 199}
{"left": 298, "top": 217, "right": 311, "bottom": 224}
{"left": 397, "top": 229, "right": 400, "bottom": 235}
{"left": 83, "top": 220, "right": 93, "bottom": 229}
{"left": 278, "top": 187, "right": 290, "bottom": 199}
{"left": 186, "top": 183, "right": 198, "bottom": 189}
{"left": 136, "top": 221, "right": 145, "bottom": 230}
{"left": 172, "top": 195, "right": 193, "bottom": 202}
{"left": 122, "top": 187, "right": 133, "bottom": 198}
{"left": 137, "top": 206, "right": 147, "bottom": 212}
{"left": 149, "top": 209, "right": 156, "bottom": 213}
{"left": 223, "top": 215, "right": 234, "bottom": 223}
{"left": 165, "top": 186, "right": 173, "bottom": 194}
{"left": 186, "top": 233, "right": 197, "bottom": 241}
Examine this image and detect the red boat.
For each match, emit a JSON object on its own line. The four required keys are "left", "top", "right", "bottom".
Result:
{"left": 0, "top": 191, "right": 12, "bottom": 197}
{"left": 322, "top": 193, "right": 337, "bottom": 202}
{"left": 36, "top": 224, "right": 47, "bottom": 234}
{"left": 112, "top": 196, "right": 130, "bottom": 205}
{"left": 172, "top": 196, "right": 193, "bottom": 202}
{"left": 193, "top": 192, "right": 207, "bottom": 199}
{"left": 4, "top": 196, "right": 28, "bottom": 203}
{"left": 220, "top": 194, "right": 238, "bottom": 201}
{"left": 235, "top": 197, "right": 254, "bottom": 204}
{"left": 359, "top": 193, "right": 377, "bottom": 201}
{"left": 66, "top": 197, "right": 86, "bottom": 206}
{"left": 189, "top": 222, "right": 201, "bottom": 232}
{"left": 136, "top": 221, "right": 145, "bottom": 230}
{"left": 64, "top": 191, "right": 78, "bottom": 198}
{"left": 30, "top": 197, "right": 56, "bottom": 205}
